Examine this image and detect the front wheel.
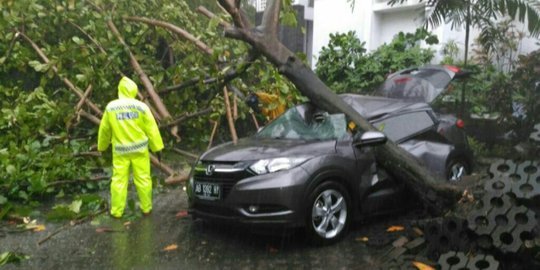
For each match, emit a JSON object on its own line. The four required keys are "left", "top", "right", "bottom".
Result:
{"left": 305, "top": 181, "right": 350, "bottom": 245}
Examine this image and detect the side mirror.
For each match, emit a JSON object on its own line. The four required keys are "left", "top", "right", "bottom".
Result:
{"left": 353, "top": 131, "right": 387, "bottom": 147}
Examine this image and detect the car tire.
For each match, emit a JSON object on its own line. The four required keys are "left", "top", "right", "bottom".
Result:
{"left": 305, "top": 181, "right": 351, "bottom": 245}
{"left": 446, "top": 158, "right": 470, "bottom": 182}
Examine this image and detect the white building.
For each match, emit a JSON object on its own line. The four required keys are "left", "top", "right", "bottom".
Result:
{"left": 250, "top": 0, "right": 538, "bottom": 68}
{"left": 312, "top": 0, "right": 539, "bottom": 67}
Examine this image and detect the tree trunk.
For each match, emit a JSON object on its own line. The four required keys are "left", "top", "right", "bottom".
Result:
{"left": 216, "top": 0, "right": 461, "bottom": 212}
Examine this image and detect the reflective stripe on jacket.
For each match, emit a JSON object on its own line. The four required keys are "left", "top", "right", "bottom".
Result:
{"left": 98, "top": 77, "right": 164, "bottom": 155}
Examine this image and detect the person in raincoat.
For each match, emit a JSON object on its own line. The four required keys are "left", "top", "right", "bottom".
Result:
{"left": 98, "top": 77, "right": 164, "bottom": 218}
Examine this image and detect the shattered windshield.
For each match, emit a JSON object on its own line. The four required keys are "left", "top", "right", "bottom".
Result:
{"left": 256, "top": 106, "right": 347, "bottom": 140}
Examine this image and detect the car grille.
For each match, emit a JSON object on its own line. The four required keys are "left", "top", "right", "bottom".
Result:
{"left": 193, "top": 161, "right": 254, "bottom": 200}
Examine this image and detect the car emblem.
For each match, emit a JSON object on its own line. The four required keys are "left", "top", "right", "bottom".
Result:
{"left": 206, "top": 164, "right": 216, "bottom": 176}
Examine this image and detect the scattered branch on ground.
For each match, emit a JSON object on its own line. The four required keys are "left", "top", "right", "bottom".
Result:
{"left": 38, "top": 208, "right": 107, "bottom": 245}
{"left": 47, "top": 176, "right": 109, "bottom": 187}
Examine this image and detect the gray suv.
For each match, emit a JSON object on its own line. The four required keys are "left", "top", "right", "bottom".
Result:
{"left": 187, "top": 65, "right": 473, "bottom": 244}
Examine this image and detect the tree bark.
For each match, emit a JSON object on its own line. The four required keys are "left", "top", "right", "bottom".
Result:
{"left": 217, "top": 0, "right": 461, "bottom": 212}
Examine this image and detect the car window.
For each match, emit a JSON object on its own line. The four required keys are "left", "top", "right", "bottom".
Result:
{"left": 375, "top": 69, "right": 453, "bottom": 103}
{"left": 405, "top": 69, "right": 452, "bottom": 88}
{"left": 373, "top": 111, "right": 435, "bottom": 142}
{"left": 257, "top": 106, "right": 347, "bottom": 140}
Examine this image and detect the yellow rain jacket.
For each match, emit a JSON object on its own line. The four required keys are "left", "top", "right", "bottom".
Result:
{"left": 98, "top": 77, "right": 164, "bottom": 217}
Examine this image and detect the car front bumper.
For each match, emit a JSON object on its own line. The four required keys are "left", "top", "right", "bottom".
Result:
{"left": 187, "top": 166, "right": 310, "bottom": 227}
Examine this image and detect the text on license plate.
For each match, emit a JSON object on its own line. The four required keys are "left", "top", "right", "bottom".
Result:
{"left": 194, "top": 182, "right": 221, "bottom": 200}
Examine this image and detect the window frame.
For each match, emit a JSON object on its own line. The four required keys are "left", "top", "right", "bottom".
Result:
{"left": 370, "top": 109, "right": 438, "bottom": 144}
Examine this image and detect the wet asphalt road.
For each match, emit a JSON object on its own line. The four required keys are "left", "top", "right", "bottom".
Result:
{"left": 2, "top": 187, "right": 423, "bottom": 270}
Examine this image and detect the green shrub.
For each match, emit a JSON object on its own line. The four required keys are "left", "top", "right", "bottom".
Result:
{"left": 316, "top": 28, "right": 438, "bottom": 94}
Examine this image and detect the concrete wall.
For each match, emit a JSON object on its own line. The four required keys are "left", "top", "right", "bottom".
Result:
{"left": 312, "top": 0, "right": 364, "bottom": 66}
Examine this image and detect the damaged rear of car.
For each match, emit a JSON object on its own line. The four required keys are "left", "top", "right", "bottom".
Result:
{"left": 373, "top": 65, "right": 474, "bottom": 180}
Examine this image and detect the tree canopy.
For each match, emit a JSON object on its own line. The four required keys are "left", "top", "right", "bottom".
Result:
{"left": 0, "top": 0, "right": 300, "bottom": 201}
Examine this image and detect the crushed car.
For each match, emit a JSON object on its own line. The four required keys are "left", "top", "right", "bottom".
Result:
{"left": 187, "top": 65, "right": 473, "bottom": 244}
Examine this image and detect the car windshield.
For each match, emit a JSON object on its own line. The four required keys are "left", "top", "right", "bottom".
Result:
{"left": 256, "top": 106, "right": 347, "bottom": 140}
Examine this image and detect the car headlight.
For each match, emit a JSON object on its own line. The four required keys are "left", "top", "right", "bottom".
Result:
{"left": 249, "top": 157, "right": 308, "bottom": 175}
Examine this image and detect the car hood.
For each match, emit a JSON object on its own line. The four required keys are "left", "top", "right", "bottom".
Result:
{"left": 200, "top": 137, "right": 337, "bottom": 162}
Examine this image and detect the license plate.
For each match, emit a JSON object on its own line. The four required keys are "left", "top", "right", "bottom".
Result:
{"left": 194, "top": 182, "right": 221, "bottom": 200}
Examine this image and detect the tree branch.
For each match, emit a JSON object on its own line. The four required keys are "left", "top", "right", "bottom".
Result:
{"left": 79, "top": 111, "right": 101, "bottom": 126}
{"left": 123, "top": 16, "right": 214, "bottom": 55}
{"left": 73, "top": 151, "right": 102, "bottom": 158}
{"left": 75, "top": 85, "right": 93, "bottom": 113}
{"left": 260, "top": 0, "right": 281, "bottom": 36}
{"left": 160, "top": 107, "right": 213, "bottom": 129}
{"left": 207, "top": 119, "right": 219, "bottom": 150}
{"left": 67, "top": 20, "right": 107, "bottom": 54}
{"left": 196, "top": 6, "right": 231, "bottom": 28}
{"left": 16, "top": 31, "right": 103, "bottom": 117}
{"left": 223, "top": 86, "right": 238, "bottom": 144}
{"left": 217, "top": 0, "right": 252, "bottom": 30}
{"left": 38, "top": 208, "right": 107, "bottom": 245}
{"left": 164, "top": 174, "right": 189, "bottom": 185}
{"left": 172, "top": 148, "right": 199, "bottom": 159}
{"left": 158, "top": 55, "right": 255, "bottom": 96}
{"left": 47, "top": 176, "right": 109, "bottom": 187}
{"left": 4, "top": 31, "right": 20, "bottom": 62}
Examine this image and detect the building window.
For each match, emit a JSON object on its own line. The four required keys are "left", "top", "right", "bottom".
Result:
{"left": 257, "top": 0, "right": 267, "bottom": 12}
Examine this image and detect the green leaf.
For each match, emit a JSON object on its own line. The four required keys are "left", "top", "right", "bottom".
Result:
{"left": 46, "top": 205, "right": 76, "bottom": 221}
{"left": 69, "top": 199, "right": 83, "bottom": 213}
{"left": 72, "top": 36, "right": 84, "bottom": 45}
{"left": 18, "top": 191, "right": 28, "bottom": 200}
{"left": 0, "top": 195, "right": 7, "bottom": 204}
{"left": 281, "top": 12, "right": 297, "bottom": 27}
{"left": 0, "top": 204, "right": 13, "bottom": 220}
{"left": 6, "top": 165, "right": 16, "bottom": 175}
{"left": 0, "top": 252, "right": 29, "bottom": 266}
{"left": 75, "top": 74, "right": 86, "bottom": 82}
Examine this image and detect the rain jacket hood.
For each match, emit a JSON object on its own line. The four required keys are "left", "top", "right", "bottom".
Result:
{"left": 118, "top": 77, "right": 138, "bottom": 99}
{"left": 97, "top": 77, "right": 164, "bottom": 154}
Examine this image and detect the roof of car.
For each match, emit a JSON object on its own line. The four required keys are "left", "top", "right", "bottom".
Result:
{"left": 339, "top": 94, "right": 431, "bottom": 120}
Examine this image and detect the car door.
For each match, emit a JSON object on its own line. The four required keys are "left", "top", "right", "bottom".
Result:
{"left": 373, "top": 110, "right": 452, "bottom": 178}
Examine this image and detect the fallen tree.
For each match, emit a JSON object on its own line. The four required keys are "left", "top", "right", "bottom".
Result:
{"left": 214, "top": 0, "right": 462, "bottom": 213}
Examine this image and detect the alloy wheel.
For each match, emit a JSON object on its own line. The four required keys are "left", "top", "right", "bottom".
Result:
{"left": 311, "top": 189, "right": 347, "bottom": 239}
